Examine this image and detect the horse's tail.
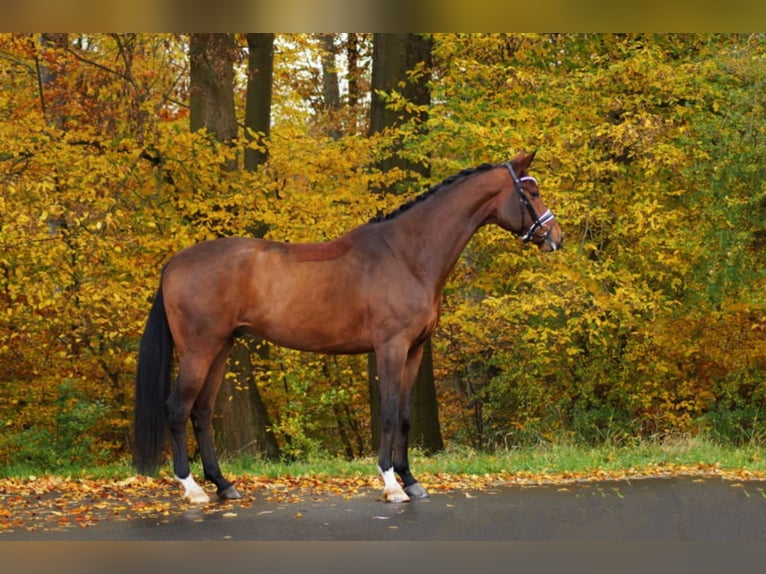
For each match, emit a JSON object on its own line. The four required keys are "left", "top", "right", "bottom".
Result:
{"left": 133, "top": 284, "right": 173, "bottom": 475}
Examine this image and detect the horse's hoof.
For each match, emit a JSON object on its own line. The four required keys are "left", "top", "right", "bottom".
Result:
{"left": 384, "top": 486, "right": 410, "bottom": 503}
{"left": 218, "top": 485, "right": 243, "bottom": 500}
{"left": 404, "top": 482, "right": 429, "bottom": 499}
{"left": 186, "top": 491, "right": 210, "bottom": 504}
{"left": 176, "top": 474, "right": 210, "bottom": 504}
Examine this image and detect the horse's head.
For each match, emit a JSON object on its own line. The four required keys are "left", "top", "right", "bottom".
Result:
{"left": 494, "top": 151, "right": 563, "bottom": 252}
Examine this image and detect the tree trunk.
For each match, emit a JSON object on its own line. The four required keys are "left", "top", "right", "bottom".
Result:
{"left": 236, "top": 33, "right": 281, "bottom": 459}
{"left": 37, "top": 33, "right": 69, "bottom": 127}
{"left": 319, "top": 33, "right": 342, "bottom": 140}
{"left": 369, "top": 33, "right": 432, "bottom": 191}
{"left": 344, "top": 33, "right": 370, "bottom": 135}
{"left": 189, "top": 33, "right": 238, "bottom": 147}
{"left": 244, "top": 33, "right": 274, "bottom": 171}
{"left": 188, "top": 33, "right": 281, "bottom": 460}
{"left": 215, "top": 337, "right": 281, "bottom": 460}
{"left": 367, "top": 33, "right": 443, "bottom": 454}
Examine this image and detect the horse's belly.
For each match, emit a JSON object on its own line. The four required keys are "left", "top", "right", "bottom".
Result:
{"left": 238, "top": 291, "right": 372, "bottom": 354}
{"left": 241, "top": 321, "right": 372, "bottom": 355}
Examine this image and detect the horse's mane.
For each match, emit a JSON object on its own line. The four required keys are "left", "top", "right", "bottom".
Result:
{"left": 369, "top": 163, "right": 497, "bottom": 223}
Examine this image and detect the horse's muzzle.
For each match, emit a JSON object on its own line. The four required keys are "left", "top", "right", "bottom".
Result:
{"left": 538, "top": 223, "right": 563, "bottom": 252}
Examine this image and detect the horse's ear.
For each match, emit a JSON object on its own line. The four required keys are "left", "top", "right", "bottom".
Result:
{"left": 512, "top": 150, "right": 536, "bottom": 172}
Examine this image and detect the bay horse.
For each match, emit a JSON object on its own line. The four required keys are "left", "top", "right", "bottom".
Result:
{"left": 133, "top": 151, "right": 562, "bottom": 504}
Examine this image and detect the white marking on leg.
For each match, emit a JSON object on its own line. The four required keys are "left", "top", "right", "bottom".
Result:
{"left": 380, "top": 466, "right": 398, "bottom": 490}
{"left": 377, "top": 465, "right": 409, "bottom": 503}
{"left": 175, "top": 474, "right": 210, "bottom": 504}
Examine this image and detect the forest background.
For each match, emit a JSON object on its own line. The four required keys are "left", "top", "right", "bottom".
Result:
{"left": 0, "top": 33, "right": 764, "bottom": 472}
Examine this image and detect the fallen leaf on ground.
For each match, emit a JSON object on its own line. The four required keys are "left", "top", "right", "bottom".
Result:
{"left": 1, "top": 465, "right": 764, "bottom": 535}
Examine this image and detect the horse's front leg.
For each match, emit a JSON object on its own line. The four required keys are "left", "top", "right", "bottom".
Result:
{"left": 375, "top": 345, "right": 411, "bottom": 503}
{"left": 393, "top": 344, "right": 429, "bottom": 500}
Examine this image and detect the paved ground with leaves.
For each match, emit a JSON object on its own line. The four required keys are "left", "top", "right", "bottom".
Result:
{"left": 2, "top": 466, "right": 766, "bottom": 540}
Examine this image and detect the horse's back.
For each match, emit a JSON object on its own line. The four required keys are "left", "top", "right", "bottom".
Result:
{"left": 168, "top": 236, "right": 268, "bottom": 266}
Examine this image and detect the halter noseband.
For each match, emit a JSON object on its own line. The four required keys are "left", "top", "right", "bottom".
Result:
{"left": 505, "top": 163, "right": 556, "bottom": 248}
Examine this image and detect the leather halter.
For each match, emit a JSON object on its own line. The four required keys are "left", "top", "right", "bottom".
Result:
{"left": 505, "top": 163, "right": 556, "bottom": 249}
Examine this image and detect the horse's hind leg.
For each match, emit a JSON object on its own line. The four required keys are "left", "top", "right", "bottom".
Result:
{"left": 166, "top": 355, "right": 211, "bottom": 503}
{"left": 191, "top": 341, "right": 242, "bottom": 500}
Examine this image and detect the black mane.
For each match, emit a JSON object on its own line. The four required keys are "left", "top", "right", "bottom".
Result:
{"left": 370, "top": 163, "right": 497, "bottom": 223}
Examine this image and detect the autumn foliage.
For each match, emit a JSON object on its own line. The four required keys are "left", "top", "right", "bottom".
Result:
{"left": 0, "top": 34, "right": 764, "bottom": 471}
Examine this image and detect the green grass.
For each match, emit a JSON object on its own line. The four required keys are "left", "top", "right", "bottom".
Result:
{"left": 223, "top": 437, "right": 766, "bottom": 479}
{"left": 3, "top": 436, "right": 764, "bottom": 481}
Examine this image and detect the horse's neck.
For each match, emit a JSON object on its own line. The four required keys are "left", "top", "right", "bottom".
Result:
{"left": 388, "top": 170, "right": 502, "bottom": 288}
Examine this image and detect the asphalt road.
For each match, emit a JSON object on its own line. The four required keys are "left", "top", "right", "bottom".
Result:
{"left": 5, "top": 476, "right": 766, "bottom": 541}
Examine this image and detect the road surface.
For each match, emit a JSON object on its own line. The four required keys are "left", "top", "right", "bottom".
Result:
{"left": 4, "top": 476, "right": 766, "bottom": 541}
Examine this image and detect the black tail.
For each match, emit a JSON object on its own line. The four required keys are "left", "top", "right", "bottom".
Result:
{"left": 133, "top": 286, "right": 173, "bottom": 475}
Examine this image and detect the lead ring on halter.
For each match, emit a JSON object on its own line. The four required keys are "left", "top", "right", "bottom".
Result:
{"left": 505, "top": 162, "right": 556, "bottom": 246}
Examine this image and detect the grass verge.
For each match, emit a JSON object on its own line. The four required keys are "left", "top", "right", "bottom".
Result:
{"left": 224, "top": 436, "right": 765, "bottom": 482}
{"left": 2, "top": 436, "right": 764, "bottom": 482}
